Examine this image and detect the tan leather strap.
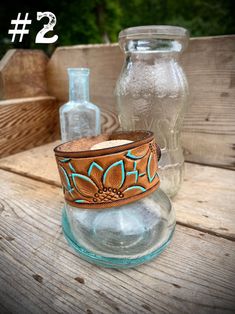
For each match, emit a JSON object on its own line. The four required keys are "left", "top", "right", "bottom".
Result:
{"left": 54, "top": 131, "right": 160, "bottom": 209}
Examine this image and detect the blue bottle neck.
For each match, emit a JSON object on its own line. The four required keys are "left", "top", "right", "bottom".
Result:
{"left": 68, "top": 68, "right": 90, "bottom": 102}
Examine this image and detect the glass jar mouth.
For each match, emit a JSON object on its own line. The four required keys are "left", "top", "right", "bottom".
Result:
{"left": 119, "top": 25, "right": 189, "bottom": 41}
{"left": 118, "top": 26, "right": 189, "bottom": 53}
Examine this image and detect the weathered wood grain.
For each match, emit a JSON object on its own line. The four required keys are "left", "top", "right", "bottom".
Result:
{"left": 0, "top": 169, "right": 234, "bottom": 314}
{"left": 0, "top": 96, "right": 59, "bottom": 158}
{"left": 47, "top": 43, "right": 121, "bottom": 113}
{"left": 173, "top": 163, "right": 235, "bottom": 239}
{"left": 181, "top": 36, "right": 235, "bottom": 169}
{"left": 182, "top": 132, "right": 235, "bottom": 169}
{"left": 0, "top": 49, "right": 48, "bottom": 99}
{"left": 46, "top": 36, "right": 235, "bottom": 169}
{"left": 0, "top": 141, "right": 234, "bottom": 239}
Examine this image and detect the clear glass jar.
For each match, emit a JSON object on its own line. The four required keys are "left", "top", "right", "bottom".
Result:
{"left": 63, "top": 188, "right": 175, "bottom": 268}
{"left": 115, "top": 26, "right": 189, "bottom": 197}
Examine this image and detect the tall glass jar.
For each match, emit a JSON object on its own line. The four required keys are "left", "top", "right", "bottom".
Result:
{"left": 115, "top": 26, "right": 189, "bottom": 197}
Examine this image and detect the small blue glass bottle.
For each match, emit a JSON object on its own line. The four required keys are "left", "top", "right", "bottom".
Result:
{"left": 60, "top": 68, "right": 101, "bottom": 142}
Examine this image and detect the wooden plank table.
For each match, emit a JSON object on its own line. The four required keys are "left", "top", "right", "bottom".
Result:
{"left": 0, "top": 142, "right": 235, "bottom": 313}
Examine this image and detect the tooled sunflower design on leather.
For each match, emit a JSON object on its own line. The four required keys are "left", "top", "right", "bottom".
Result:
{"left": 58, "top": 142, "right": 159, "bottom": 205}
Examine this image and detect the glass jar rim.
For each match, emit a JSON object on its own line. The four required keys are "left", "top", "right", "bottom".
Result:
{"left": 119, "top": 25, "right": 189, "bottom": 40}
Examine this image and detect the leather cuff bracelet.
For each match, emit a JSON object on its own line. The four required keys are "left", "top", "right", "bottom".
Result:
{"left": 54, "top": 131, "right": 161, "bottom": 209}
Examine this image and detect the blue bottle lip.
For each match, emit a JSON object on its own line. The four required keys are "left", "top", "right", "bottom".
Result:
{"left": 67, "top": 68, "right": 90, "bottom": 75}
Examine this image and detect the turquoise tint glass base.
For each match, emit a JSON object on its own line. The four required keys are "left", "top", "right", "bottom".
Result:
{"left": 62, "top": 208, "right": 175, "bottom": 268}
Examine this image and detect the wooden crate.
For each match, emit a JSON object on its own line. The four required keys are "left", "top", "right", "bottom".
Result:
{"left": 1, "top": 36, "right": 234, "bottom": 168}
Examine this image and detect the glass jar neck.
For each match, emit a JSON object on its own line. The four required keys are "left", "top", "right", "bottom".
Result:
{"left": 68, "top": 69, "right": 90, "bottom": 102}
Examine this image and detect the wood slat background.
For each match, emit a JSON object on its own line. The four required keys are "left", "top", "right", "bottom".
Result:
{"left": 0, "top": 36, "right": 234, "bottom": 168}
{"left": 0, "top": 96, "right": 59, "bottom": 158}
{"left": 0, "top": 49, "right": 48, "bottom": 99}
{"left": 0, "top": 50, "right": 60, "bottom": 157}
{"left": 47, "top": 36, "right": 235, "bottom": 169}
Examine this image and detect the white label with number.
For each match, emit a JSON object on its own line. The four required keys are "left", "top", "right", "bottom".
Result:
{"left": 35, "top": 11, "right": 58, "bottom": 43}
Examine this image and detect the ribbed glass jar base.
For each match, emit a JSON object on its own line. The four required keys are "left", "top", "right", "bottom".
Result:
{"left": 62, "top": 188, "right": 175, "bottom": 268}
